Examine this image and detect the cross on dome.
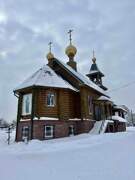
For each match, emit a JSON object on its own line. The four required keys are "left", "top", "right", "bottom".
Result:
{"left": 93, "top": 49, "right": 95, "bottom": 58}
{"left": 68, "top": 29, "right": 73, "bottom": 45}
{"left": 48, "top": 42, "right": 52, "bottom": 52}
{"left": 65, "top": 29, "right": 77, "bottom": 60}
{"left": 46, "top": 41, "right": 54, "bottom": 61}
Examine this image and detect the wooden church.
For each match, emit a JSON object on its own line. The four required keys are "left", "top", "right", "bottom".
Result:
{"left": 14, "top": 31, "right": 127, "bottom": 141}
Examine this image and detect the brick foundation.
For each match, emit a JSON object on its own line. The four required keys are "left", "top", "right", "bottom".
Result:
{"left": 113, "top": 121, "right": 126, "bottom": 132}
{"left": 117, "top": 122, "right": 126, "bottom": 132}
{"left": 16, "top": 120, "right": 95, "bottom": 141}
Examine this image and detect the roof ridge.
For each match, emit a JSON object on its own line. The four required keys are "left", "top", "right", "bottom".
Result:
{"left": 54, "top": 58, "right": 108, "bottom": 96}
{"left": 34, "top": 67, "right": 44, "bottom": 85}
{"left": 57, "top": 73, "right": 79, "bottom": 92}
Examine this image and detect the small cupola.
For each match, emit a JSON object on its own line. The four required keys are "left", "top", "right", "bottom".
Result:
{"left": 65, "top": 30, "right": 77, "bottom": 71}
{"left": 86, "top": 50, "right": 108, "bottom": 91}
{"left": 46, "top": 42, "right": 54, "bottom": 62}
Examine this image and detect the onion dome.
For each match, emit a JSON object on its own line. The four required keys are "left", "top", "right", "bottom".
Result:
{"left": 65, "top": 44, "right": 77, "bottom": 58}
{"left": 46, "top": 52, "right": 54, "bottom": 61}
{"left": 46, "top": 42, "right": 54, "bottom": 61}
{"left": 65, "top": 29, "right": 77, "bottom": 59}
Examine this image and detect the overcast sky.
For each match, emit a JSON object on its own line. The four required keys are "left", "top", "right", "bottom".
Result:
{"left": 0, "top": 0, "right": 135, "bottom": 121}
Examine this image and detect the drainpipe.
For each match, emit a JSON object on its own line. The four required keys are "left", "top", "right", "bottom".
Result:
{"left": 13, "top": 91, "right": 21, "bottom": 142}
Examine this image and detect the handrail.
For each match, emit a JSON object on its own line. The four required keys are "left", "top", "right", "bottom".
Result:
{"left": 99, "top": 120, "right": 105, "bottom": 134}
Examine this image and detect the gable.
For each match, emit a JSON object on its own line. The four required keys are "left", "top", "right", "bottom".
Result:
{"left": 14, "top": 65, "right": 78, "bottom": 93}
{"left": 48, "top": 58, "right": 108, "bottom": 97}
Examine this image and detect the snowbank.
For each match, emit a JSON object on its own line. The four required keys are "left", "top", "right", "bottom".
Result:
{"left": 0, "top": 128, "right": 135, "bottom": 180}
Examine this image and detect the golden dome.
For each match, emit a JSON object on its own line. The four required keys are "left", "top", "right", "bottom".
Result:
{"left": 65, "top": 44, "right": 77, "bottom": 57}
{"left": 46, "top": 52, "right": 54, "bottom": 61}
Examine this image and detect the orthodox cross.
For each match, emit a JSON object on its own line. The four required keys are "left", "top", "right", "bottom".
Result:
{"left": 48, "top": 42, "right": 52, "bottom": 52}
{"left": 93, "top": 49, "right": 95, "bottom": 58}
{"left": 68, "top": 29, "right": 73, "bottom": 45}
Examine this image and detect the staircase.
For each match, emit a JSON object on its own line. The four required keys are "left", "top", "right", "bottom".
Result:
{"left": 89, "top": 120, "right": 108, "bottom": 135}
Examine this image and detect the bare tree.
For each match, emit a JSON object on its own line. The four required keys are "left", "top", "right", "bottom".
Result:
{"left": 0, "top": 118, "right": 9, "bottom": 129}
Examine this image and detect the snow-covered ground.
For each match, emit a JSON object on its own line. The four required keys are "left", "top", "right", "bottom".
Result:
{"left": 0, "top": 127, "right": 135, "bottom": 180}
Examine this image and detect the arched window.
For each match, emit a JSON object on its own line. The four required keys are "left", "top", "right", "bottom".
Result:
{"left": 22, "top": 94, "right": 32, "bottom": 115}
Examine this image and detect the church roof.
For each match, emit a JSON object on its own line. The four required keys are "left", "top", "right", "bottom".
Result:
{"left": 54, "top": 59, "right": 108, "bottom": 96}
{"left": 111, "top": 115, "right": 127, "bottom": 122}
{"left": 98, "top": 96, "right": 113, "bottom": 102}
{"left": 89, "top": 63, "right": 104, "bottom": 76}
{"left": 14, "top": 65, "right": 78, "bottom": 92}
{"left": 113, "top": 105, "right": 128, "bottom": 112}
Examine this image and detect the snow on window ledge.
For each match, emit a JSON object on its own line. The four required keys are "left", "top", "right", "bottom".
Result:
{"left": 69, "top": 118, "right": 81, "bottom": 121}
{"left": 33, "top": 117, "right": 59, "bottom": 121}
{"left": 20, "top": 118, "right": 31, "bottom": 121}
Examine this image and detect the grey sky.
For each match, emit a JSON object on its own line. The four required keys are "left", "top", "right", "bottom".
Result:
{"left": 0, "top": 0, "right": 135, "bottom": 121}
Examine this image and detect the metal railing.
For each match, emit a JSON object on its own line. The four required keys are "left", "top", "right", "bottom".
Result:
{"left": 98, "top": 120, "right": 105, "bottom": 134}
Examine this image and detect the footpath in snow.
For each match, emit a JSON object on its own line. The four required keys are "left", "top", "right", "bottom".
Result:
{"left": 0, "top": 127, "right": 135, "bottom": 180}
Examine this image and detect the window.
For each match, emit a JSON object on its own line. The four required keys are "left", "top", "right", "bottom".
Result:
{"left": 69, "top": 125, "right": 74, "bottom": 136}
{"left": 22, "top": 94, "right": 32, "bottom": 115}
{"left": 88, "top": 95, "right": 93, "bottom": 114}
{"left": 47, "top": 93, "right": 55, "bottom": 107}
{"left": 22, "top": 126, "right": 29, "bottom": 140}
{"left": 44, "top": 125, "right": 54, "bottom": 138}
{"left": 95, "top": 105, "right": 101, "bottom": 121}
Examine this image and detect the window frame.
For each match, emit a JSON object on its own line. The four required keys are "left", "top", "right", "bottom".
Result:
{"left": 22, "top": 126, "right": 29, "bottom": 140}
{"left": 22, "top": 93, "right": 32, "bottom": 115}
{"left": 44, "top": 125, "right": 54, "bottom": 138}
{"left": 46, "top": 92, "right": 56, "bottom": 107}
{"left": 69, "top": 125, "right": 74, "bottom": 136}
{"left": 88, "top": 95, "right": 93, "bottom": 115}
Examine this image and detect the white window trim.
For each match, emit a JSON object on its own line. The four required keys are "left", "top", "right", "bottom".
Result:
{"left": 22, "top": 93, "right": 32, "bottom": 115}
{"left": 46, "top": 93, "right": 56, "bottom": 107}
{"left": 44, "top": 125, "right": 54, "bottom": 138}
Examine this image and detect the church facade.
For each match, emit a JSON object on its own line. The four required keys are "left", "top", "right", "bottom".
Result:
{"left": 14, "top": 32, "right": 127, "bottom": 141}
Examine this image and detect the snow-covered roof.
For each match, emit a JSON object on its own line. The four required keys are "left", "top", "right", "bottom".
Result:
{"left": 111, "top": 115, "right": 127, "bottom": 123}
{"left": 55, "top": 59, "right": 108, "bottom": 96}
{"left": 98, "top": 96, "right": 113, "bottom": 102}
{"left": 88, "top": 70, "right": 99, "bottom": 75}
{"left": 14, "top": 65, "right": 78, "bottom": 92}
{"left": 113, "top": 105, "right": 128, "bottom": 112}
